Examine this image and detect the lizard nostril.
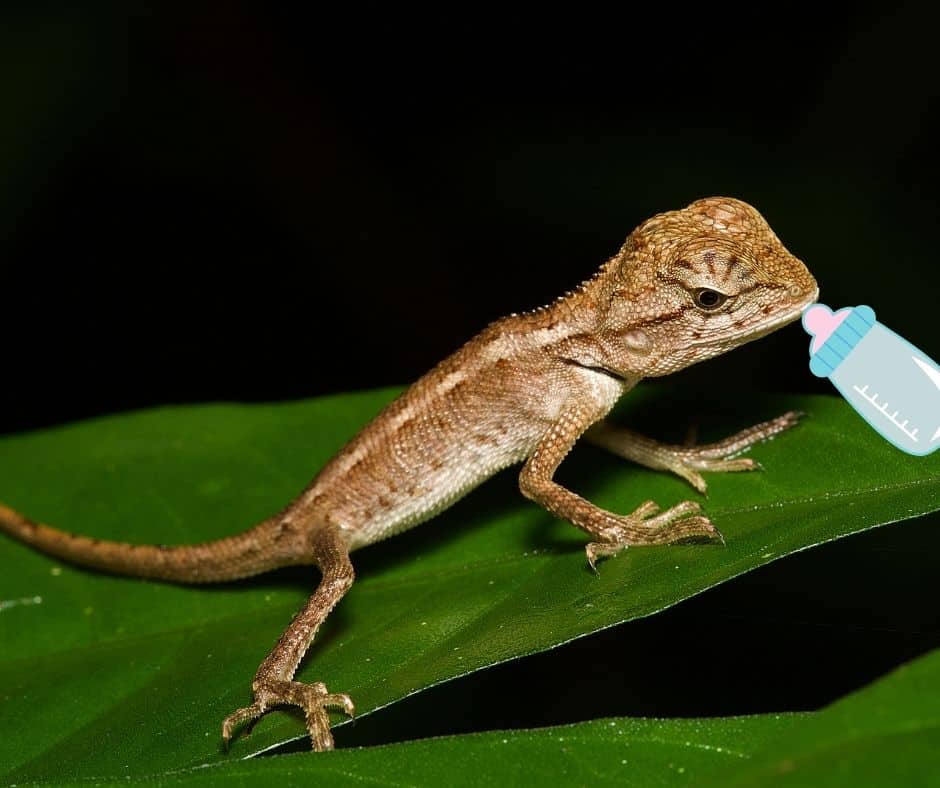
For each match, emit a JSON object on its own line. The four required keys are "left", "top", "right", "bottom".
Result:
{"left": 787, "top": 284, "right": 805, "bottom": 299}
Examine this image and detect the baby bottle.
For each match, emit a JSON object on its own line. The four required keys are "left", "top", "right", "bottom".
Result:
{"left": 802, "top": 304, "right": 939, "bottom": 456}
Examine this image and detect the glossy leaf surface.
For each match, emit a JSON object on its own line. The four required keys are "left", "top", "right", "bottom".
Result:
{"left": 1, "top": 387, "right": 937, "bottom": 781}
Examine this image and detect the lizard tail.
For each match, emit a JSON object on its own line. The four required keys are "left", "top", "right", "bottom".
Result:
{"left": 0, "top": 502, "right": 310, "bottom": 583}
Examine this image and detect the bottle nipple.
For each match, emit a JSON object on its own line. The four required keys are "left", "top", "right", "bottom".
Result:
{"left": 802, "top": 304, "right": 850, "bottom": 354}
{"left": 802, "top": 303, "right": 876, "bottom": 378}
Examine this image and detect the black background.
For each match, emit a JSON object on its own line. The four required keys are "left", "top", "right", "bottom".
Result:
{"left": 3, "top": 3, "right": 939, "bottom": 432}
{"left": 2, "top": 3, "right": 938, "bottom": 748}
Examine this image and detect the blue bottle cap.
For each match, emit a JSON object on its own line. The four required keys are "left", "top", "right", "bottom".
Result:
{"left": 803, "top": 304, "right": 876, "bottom": 378}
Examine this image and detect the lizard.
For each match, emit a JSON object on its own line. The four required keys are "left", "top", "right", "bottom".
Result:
{"left": 0, "top": 196, "right": 819, "bottom": 752}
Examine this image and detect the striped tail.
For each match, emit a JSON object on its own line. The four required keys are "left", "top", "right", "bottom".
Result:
{"left": 0, "top": 502, "right": 308, "bottom": 583}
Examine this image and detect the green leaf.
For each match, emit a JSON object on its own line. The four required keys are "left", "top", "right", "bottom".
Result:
{"left": 719, "top": 646, "right": 940, "bottom": 787}
{"left": 36, "top": 715, "right": 813, "bottom": 786}
{"left": 16, "top": 647, "right": 940, "bottom": 787}
{"left": 1, "top": 386, "right": 938, "bottom": 782}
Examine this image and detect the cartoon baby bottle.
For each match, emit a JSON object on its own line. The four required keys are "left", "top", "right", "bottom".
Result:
{"left": 802, "top": 304, "right": 939, "bottom": 456}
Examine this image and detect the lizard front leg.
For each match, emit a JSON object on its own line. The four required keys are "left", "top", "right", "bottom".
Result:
{"left": 518, "top": 401, "right": 722, "bottom": 570}
{"left": 585, "top": 411, "right": 803, "bottom": 494}
{"left": 222, "top": 524, "right": 355, "bottom": 751}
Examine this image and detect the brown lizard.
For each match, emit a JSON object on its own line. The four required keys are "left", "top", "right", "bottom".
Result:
{"left": 0, "top": 197, "right": 818, "bottom": 751}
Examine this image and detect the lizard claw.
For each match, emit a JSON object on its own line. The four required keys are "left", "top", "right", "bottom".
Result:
{"left": 586, "top": 539, "right": 627, "bottom": 572}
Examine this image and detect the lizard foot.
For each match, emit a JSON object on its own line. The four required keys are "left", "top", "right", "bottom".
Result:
{"left": 222, "top": 679, "right": 355, "bottom": 751}
{"left": 587, "top": 411, "right": 804, "bottom": 495}
{"left": 585, "top": 500, "right": 722, "bottom": 570}
{"left": 668, "top": 411, "right": 804, "bottom": 494}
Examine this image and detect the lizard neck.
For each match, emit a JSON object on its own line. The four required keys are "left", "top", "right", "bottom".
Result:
{"left": 510, "top": 256, "right": 646, "bottom": 386}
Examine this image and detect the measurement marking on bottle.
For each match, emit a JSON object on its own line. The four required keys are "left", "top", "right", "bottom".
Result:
{"left": 852, "top": 384, "right": 920, "bottom": 441}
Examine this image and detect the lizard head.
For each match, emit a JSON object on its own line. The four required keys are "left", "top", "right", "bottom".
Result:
{"left": 598, "top": 197, "right": 819, "bottom": 377}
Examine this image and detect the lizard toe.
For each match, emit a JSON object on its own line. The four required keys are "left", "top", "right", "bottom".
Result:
{"left": 221, "top": 701, "right": 265, "bottom": 747}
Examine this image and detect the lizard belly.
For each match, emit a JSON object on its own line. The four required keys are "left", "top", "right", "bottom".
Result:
{"left": 342, "top": 432, "right": 530, "bottom": 550}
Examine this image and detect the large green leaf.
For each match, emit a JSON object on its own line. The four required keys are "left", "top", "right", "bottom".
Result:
{"left": 1, "top": 386, "right": 938, "bottom": 782}
{"left": 719, "top": 646, "right": 940, "bottom": 787}
{"left": 31, "top": 715, "right": 811, "bottom": 787}
{"left": 17, "top": 647, "right": 940, "bottom": 787}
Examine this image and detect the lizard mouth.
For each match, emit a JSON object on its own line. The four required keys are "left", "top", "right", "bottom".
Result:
{"left": 742, "top": 308, "right": 806, "bottom": 343}
{"left": 742, "top": 286, "right": 820, "bottom": 342}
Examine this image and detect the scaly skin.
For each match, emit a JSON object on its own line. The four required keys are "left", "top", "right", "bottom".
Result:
{"left": 0, "top": 196, "right": 818, "bottom": 751}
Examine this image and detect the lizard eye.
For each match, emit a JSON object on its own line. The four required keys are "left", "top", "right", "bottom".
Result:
{"left": 693, "top": 288, "right": 727, "bottom": 310}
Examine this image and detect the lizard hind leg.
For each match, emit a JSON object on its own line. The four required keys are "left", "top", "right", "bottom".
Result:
{"left": 222, "top": 524, "right": 355, "bottom": 752}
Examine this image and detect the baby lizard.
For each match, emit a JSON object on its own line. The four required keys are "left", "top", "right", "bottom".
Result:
{"left": 0, "top": 197, "right": 818, "bottom": 751}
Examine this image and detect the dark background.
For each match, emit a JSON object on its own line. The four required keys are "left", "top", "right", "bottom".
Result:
{"left": 3, "top": 3, "right": 938, "bottom": 433}
{"left": 2, "top": 3, "right": 938, "bottom": 748}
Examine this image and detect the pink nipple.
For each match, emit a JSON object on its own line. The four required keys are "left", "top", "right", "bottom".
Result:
{"left": 802, "top": 304, "right": 851, "bottom": 353}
